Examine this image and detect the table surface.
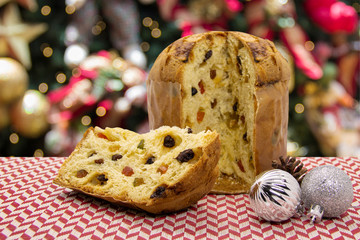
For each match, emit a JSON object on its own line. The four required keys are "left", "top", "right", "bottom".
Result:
{"left": 0, "top": 157, "right": 359, "bottom": 240}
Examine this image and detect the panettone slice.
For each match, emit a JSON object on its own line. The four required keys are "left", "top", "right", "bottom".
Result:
{"left": 54, "top": 126, "right": 220, "bottom": 214}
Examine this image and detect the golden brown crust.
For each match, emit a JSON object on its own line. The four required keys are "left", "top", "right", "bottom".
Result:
{"left": 54, "top": 127, "right": 220, "bottom": 214}
{"left": 147, "top": 31, "right": 289, "bottom": 194}
{"left": 149, "top": 32, "right": 287, "bottom": 85}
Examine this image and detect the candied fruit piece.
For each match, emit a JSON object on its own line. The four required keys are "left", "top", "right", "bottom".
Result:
{"left": 137, "top": 139, "right": 145, "bottom": 149}
{"left": 133, "top": 178, "right": 144, "bottom": 187}
{"left": 237, "top": 160, "right": 245, "bottom": 172}
{"left": 122, "top": 166, "right": 134, "bottom": 176}
{"left": 97, "top": 133, "right": 108, "bottom": 140}
{"left": 198, "top": 80, "right": 205, "bottom": 94}
{"left": 197, "top": 110, "right": 205, "bottom": 123}
{"left": 157, "top": 164, "right": 168, "bottom": 175}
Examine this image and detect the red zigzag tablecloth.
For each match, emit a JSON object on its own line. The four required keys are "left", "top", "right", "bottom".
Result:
{"left": 0, "top": 157, "right": 359, "bottom": 239}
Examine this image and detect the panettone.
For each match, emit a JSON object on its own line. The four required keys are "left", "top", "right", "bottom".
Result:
{"left": 147, "top": 31, "right": 290, "bottom": 193}
{"left": 54, "top": 126, "right": 220, "bottom": 214}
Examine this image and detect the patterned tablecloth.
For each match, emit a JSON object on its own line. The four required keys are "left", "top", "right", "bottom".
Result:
{"left": 0, "top": 157, "right": 359, "bottom": 239}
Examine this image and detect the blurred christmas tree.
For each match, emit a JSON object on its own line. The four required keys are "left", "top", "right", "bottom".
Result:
{"left": 0, "top": 0, "right": 359, "bottom": 157}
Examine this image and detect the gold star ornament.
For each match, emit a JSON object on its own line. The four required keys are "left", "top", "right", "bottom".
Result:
{"left": 0, "top": 0, "right": 38, "bottom": 11}
{"left": 0, "top": 3, "right": 47, "bottom": 69}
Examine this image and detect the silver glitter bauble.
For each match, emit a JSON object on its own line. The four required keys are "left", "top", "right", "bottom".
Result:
{"left": 301, "top": 165, "right": 353, "bottom": 219}
{"left": 249, "top": 169, "right": 302, "bottom": 222}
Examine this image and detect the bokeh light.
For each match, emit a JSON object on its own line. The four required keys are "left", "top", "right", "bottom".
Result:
{"left": 41, "top": 5, "right": 51, "bottom": 16}
{"left": 295, "top": 103, "right": 305, "bottom": 114}
{"left": 38, "top": 83, "right": 48, "bottom": 93}
{"left": 140, "top": 42, "right": 150, "bottom": 52}
{"left": 142, "top": 17, "right": 152, "bottom": 27}
{"left": 56, "top": 72, "right": 67, "bottom": 84}
{"left": 34, "top": 149, "right": 44, "bottom": 157}
{"left": 304, "top": 41, "right": 315, "bottom": 51}
{"left": 151, "top": 28, "right": 161, "bottom": 38}
{"left": 96, "top": 106, "right": 106, "bottom": 117}
{"left": 43, "top": 47, "right": 53, "bottom": 57}
{"left": 65, "top": 5, "right": 76, "bottom": 14}
{"left": 9, "top": 133, "right": 19, "bottom": 144}
{"left": 81, "top": 115, "right": 92, "bottom": 126}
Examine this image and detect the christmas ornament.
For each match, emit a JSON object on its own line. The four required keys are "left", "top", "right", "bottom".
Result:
{"left": 304, "top": 0, "right": 358, "bottom": 34}
{"left": 272, "top": 156, "right": 308, "bottom": 183}
{"left": 301, "top": 165, "right": 353, "bottom": 224}
{"left": 0, "top": 0, "right": 38, "bottom": 11}
{"left": 0, "top": 57, "right": 28, "bottom": 104}
{"left": 0, "top": 4, "right": 47, "bottom": 69}
{"left": 249, "top": 169, "right": 301, "bottom": 222}
{"left": 10, "top": 90, "right": 50, "bottom": 138}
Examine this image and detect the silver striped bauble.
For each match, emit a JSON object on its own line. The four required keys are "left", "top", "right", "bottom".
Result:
{"left": 249, "top": 169, "right": 301, "bottom": 222}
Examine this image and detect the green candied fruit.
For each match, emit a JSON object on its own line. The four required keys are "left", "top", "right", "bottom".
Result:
{"left": 133, "top": 178, "right": 144, "bottom": 187}
{"left": 137, "top": 139, "right": 145, "bottom": 149}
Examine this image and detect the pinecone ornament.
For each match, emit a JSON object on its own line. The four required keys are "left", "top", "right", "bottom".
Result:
{"left": 272, "top": 156, "right": 308, "bottom": 183}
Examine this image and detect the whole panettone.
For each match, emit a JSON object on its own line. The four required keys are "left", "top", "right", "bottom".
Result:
{"left": 147, "top": 31, "right": 290, "bottom": 194}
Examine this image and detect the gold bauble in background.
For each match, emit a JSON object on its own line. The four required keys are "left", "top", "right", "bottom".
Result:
{"left": 10, "top": 90, "right": 50, "bottom": 138}
{"left": 0, "top": 58, "right": 28, "bottom": 104}
{"left": 0, "top": 104, "right": 9, "bottom": 130}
